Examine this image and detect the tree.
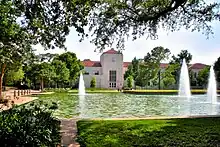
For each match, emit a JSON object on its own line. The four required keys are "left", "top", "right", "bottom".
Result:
{"left": 90, "top": 77, "right": 96, "bottom": 88}
{"left": 189, "top": 70, "right": 197, "bottom": 86}
{"left": 214, "top": 57, "right": 220, "bottom": 82}
{"left": 169, "top": 50, "right": 192, "bottom": 84}
{"left": 161, "top": 64, "right": 178, "bottom": 88}
{"left": 37, "top": 53, "right": 59, "bottom": 63}
{"left": 197, "top": 66, "right": 210, "bottom": 87}
{"left": 124, "top": 65, "right": 134, "bottom": 80}
{"left": 54, "top": 52, "right": 84, "bottom": 83}
{"left": 52, "top": 60, "right": 70, "bottom": 88}
{"left": 38, "top": 63, "right": 56, "bottom": 91}
{"left": 5, "top": 68, "right": 24, "bottom": 86}
{"left": 127, "top": 76, "right": 133, "bottom": 89}
{"left": 170, "top": 50, "right": 192, "bottom": 64}
{"left": 0, "top": 0, "right": 96, "bottom": 98}
{"left": 138, "top": 46, "right": 171, "bottom": 87}
{"left": 87, "top": 0, "right": 219, "bottom": 51}
{"left": 124, "top": 57, "right": 140, "bottom": 83}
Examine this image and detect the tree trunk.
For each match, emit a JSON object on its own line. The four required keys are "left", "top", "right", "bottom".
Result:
{"left": 40, "top": 77, "right": 44, "bottom": 92}
{"left": 0, "top": 64, "right": 6, "bottom": 99}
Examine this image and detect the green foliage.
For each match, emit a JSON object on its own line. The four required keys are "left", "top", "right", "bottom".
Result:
{"left": 77, "top": 118, "right": 220, "bottom": 146}
{"left": 38, "top": 62, "right": 56, "bottom": 82}
{"left": 197, "top": 66, "right": 210, "bottom": 87}
{"left": 170, "top": 50, "right": 192, "bottom": 64}
{"left": 90, "top": 77, "right": 96, "bottom": 88}
{"left": 54, "top": 52, "right": 83, "bottom": 82}
{"left": 124, "top": 65, "right": 134, "bottom": 80}
{"left": 169, "top": 50, "right": 192, "bottom": 83}
{"left": 214, "top": 57, "right": 220, "bottom": 82}
{"left": 87, "top": 0, "right": 219, "bottom": 50}
{"left": 0, "top": 101, "right": 60, "bottom": 146}
{"left": 124, "top": 57, "right": 140, "bottom": 81}
{"left": 138, "top": 46, "right": 171, "bottom": 87}
{"left": 52, "top": 60, "right": 70, "bottom": 83}
{"left": 189, "top": 70, "right": 197, "bottom": 86}
{"left": 5, "top": 67, "right": 24, "bottom": 84}
{"left": 161, "top": 65, "right": 177, "bottom": 88}
{"left": 127, "top": 76, "right": 133, "bottom": 88}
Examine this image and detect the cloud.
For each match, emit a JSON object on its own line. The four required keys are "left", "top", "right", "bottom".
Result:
{"left": 35, "top": 18, "right": 220, "bottom": 65}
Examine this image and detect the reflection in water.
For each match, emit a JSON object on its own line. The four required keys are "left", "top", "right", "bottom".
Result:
{"left": 79, "top": 95, "right": 85, "bottom": 118}
{"left": 76, "top": 94, "right": 220, "bottom": 118}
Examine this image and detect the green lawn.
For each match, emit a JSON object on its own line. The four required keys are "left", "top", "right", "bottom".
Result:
{"left": 77, "top": 117, "right": 220, "bottom": 147}
{"left": 68, "top": 88, "right": 119, "bottom": 93}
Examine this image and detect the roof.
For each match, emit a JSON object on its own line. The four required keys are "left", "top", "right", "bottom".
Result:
{"left": 189, "top": 63, "right": 207, "bottom": 69}
{"left": 160, "top": 63, "right": 169, "bottom": 68}
{"left": 123, "top": 62, "right": 131, "bottom": 68}
{"left": 103, "top": 48, "right": 121, "bottom": 54}
{"left": 82, "top": 59, "right": 102, "bottom": 67}
{"left": 82, "top": 59, "right": 207, "bottom": 69}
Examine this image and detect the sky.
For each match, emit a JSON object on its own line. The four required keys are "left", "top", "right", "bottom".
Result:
{"left": 35, "top": 12, "right": 220, "bottom": 66}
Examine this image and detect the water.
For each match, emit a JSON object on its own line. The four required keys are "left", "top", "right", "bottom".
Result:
{"left": 78, "top": 72, "right": 85, "bottom": 95}
{"left": 207, "top": 66, "right": 217, "bottom": 104}
{"left": 42, "top": 93, "right": 220, "bottom": 118}
{"left": 178, "top": 59, "right": 191, "bottom": 99}
{"left": 75, "top": 94, "right": 220, "bottom": 118}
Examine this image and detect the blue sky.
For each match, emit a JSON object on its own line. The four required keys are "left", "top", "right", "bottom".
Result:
{"left": 35, "top": 2, "right": 220, "bottom": 65}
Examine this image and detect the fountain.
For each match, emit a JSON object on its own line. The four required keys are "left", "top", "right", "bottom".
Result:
{"left": 78, "top": 72, "right": 86, "bottom": 95}
{"left": 207, "top": 66, "right": 217, "bottom": 104}
{"left": 78, "top": 72, "right": 86, "bottom": 117}
{"left": 178, "top": 59, "right": 191, "bottom": 98}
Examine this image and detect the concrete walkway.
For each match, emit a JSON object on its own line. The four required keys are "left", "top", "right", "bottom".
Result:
{"left": 60, "top": 118, "right": 80, "bottom": 147}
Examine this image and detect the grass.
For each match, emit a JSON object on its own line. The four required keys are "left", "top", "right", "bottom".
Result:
{"left": 77, "top": 117, "right": 220, "bottom": 147}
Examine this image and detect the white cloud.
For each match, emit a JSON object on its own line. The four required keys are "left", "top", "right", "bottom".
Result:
{"left": 35, "top": 21, "right": 220, "bottom": 65}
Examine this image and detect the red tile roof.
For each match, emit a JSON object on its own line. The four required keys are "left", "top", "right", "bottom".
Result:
{"left": 123, "top": 62, "right": 131, "bottom": 68}
{"left": 160, "top": 63, "right": 169, "bottom": 68}
{"left": 189, "top": 63, "right": 206, "bottom": 69}
{"left": 103, "top": 48, "right": 120, "bottom": 54}
{"left": 82, "top": 59, "right": 206, "bottom": 69}
{"left": 82, "top": 59, "right": 102, "bottom": 67}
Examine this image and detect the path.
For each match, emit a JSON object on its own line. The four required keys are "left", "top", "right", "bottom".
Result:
{"left": 60, "top": 118, "right": 80, "bottom": 147}
{"left": 0, "top": 89, "right": 40, "bottom": 110}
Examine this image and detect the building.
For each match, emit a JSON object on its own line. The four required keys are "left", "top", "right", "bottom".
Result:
{"left": 82, "top": 48, "right": 207, "bottom": 89}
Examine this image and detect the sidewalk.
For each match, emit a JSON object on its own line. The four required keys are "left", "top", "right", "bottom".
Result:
{"left": 60, "top": 118, "right": 80, "bottom": 147}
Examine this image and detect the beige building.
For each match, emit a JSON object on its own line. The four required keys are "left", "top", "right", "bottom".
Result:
{"left": 82, "top": 48, "right": 126, "bottom": 89}
{"left": 82, "top": 48, "right": 207, "bottom": 89}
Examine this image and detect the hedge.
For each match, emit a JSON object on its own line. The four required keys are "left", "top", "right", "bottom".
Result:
{"left": 0, "top": 101, "right": 61, "bottom": 146}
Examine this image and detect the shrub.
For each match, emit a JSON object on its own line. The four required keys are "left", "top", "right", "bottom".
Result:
{"left": 90, "top": 77, "right": 96, "bottom": 88}
{"left": 127, "top": 76, "right": 133, "bottom": 89}
{"left": 0, "top": 101, "right": 61, "bottom": 146}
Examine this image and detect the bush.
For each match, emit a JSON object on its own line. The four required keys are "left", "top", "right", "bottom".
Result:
{"left": 127, "top": 76, "right": 133, "bottom": 88}
{"left": 90, "top": 77, "right": 96, "bottom": 88}
{"left": 0, "top": 101, "right": 61, "bottom": 146}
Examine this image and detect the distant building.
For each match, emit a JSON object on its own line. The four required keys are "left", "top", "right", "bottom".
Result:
{"left": 82, "top": 48, "right": 207, "bottom": 89}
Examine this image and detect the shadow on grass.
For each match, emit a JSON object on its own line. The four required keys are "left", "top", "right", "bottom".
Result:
{"left": 77, "top": 117, "right": 220, "bottom": 147}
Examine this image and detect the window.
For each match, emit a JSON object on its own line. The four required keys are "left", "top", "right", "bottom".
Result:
{"left": 94, "top": 71, "right": 99, "bottom": 75}
{"left": 194, "top": 72, "right": 197, "bottom": 78}
{"left": 112, "top": 57, "right": 116, "bottom": 62}
{"left": 84, "top": 72, "right": 89, "bottom": 75}
{"left": 109, "top": 70, "right": 116, "bottom": 82}
{"left": 109, "top": 82, "right": 116, "bottom": 88}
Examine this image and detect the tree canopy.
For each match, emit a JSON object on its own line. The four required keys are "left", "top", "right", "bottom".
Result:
{"left": 170, "top": 50, "right": 192, "bottom": 64}
{"left": 86, "top": 0, "right": 220, "bottom": 51}
{"left": 214, "top": 57, "right": 220, "bottom": 82}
